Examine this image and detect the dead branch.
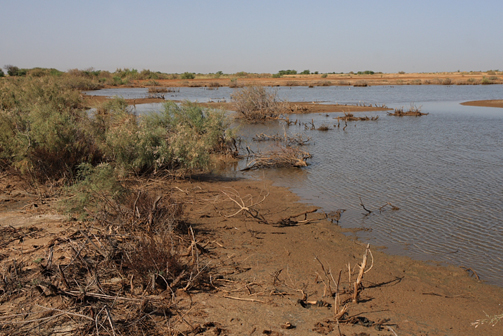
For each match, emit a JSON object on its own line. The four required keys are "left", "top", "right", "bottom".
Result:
{"left": 359, "top": 197, "right": 372, "bottom": 214}
{"left": 220, "top": 188, "right": 269, "bottom": 223}
{"left": 276, "top": 208, "right": 318, "bottom": 226}
{"left": 242, "top": 145, "right": 312, "bottom": 170}
{"left": 353, "top": 244, "right": 371, "bottom": 303}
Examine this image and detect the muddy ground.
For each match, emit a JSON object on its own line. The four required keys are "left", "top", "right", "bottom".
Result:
{"left": 1, "top": 171, "right": 502, "bottom": 335}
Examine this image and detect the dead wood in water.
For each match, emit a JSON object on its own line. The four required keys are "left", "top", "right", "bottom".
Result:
{"left": 242, "top": 146, "right": 312, "bottom": 170}
{"left": 388, "top": 103, "right": 428, "bottom": 116}
{"left": 334, "top": 113, "right": 379, "bottom": 122}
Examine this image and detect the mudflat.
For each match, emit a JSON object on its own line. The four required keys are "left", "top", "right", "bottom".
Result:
{"left": 461, "top": 99, "right": 503, "bottom": 108}
{"left": 1, "top": 173, "right": 502, "bottom": 335}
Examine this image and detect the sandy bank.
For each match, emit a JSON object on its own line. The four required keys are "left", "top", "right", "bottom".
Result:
{"left": 461, "top": 99, "right": 503, "bottom": 108}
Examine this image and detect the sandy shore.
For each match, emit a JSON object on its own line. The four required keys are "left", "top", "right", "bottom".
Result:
{"left": 461, "top": 99, "right": 503, "bottom": 108}
{"left": 1, "top": 173, "right": 502, "bottom": 335}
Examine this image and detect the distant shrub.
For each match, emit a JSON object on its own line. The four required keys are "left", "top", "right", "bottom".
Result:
{"left": 442, "top": 78, "right": 452, "bottom": 85}
{"left": 229, "top": 78, "right": 243, "bottom": 88}
{"left": 398, "top": 71, "right": 406, "bottom": 74}
{"left": 316, "top": 80, "right": 332, "bottom": 86}
{"left": 181, "top": 72, "right": 195, "bottom": 79}
{"left": 321, "top": 73, "right": 328, "bottom": 78}
{"left": 357, "top": 70, "right": 374, "bottom": 75}
{"left": 278, "top": 70, "right": 297, "bottom": 76}
{"left": 481, "top": 77, "right": 492, "bottom": 85}
{"left": 145, "top": 80, "right": 160, "bottom": 86}
{"left": 301, "top": 70, "right": 310, "bottom": 75}
{"left": 487, "top": 70, "right": 496, "bottom": 75}
{"left": 272, "top": 73, "right": 282, "bottom": 78}
{"left": 0, "top": 69, "right": 4, "bottom": 77}
{"left": 231, "top": 85, "right": 287, "bottom": 122}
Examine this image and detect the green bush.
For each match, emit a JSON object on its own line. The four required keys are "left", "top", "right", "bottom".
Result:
{"left": 278, "top": 70, "right": 297, "bottom": 76}
{"left": 301, "top": 70, "right": 310, "bottom": 75}
{"left": 0, "top": 77, "right": 98, "bottom": 179}
{"left": 0, "top": 69, "right": 4, "bottom": 77}
{"left": 64, "top": 162, "right": 126, "bottom": 219}
{"left": 1, "top": 76, "right": 234, "bottom": 182}
{"left": 181, "top": 72, "right": 195, "bottom": 79}
{"left": 321, "top": 73, "right": 328, "bottom": 78}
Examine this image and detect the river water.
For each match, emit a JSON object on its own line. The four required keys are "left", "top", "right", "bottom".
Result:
{"left": 85, "top": 85, "right": 503, "bottom": 286}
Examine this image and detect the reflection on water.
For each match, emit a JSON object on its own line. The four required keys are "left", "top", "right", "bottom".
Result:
{"left": 88, "top": 85, "right": 503, "bottom": 286}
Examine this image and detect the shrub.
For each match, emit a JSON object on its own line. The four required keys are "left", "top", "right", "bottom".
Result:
{"left": 481, "top": 77, "right": 492, "bottom": 85}
{"left": 321, "top": 73, "right": 328, "bottom": 78}
{"left": 231, "top": 85, "right": 287, "bottom": 122}
{"left": 64, "top": 163, "right": 126, "bottom": 219}
{"left": 181, "top": 72, "right": 195, "bottom": 79}
{"left": 0, "top": 69, "right": 4, "bottom": 77}
{"left": 90, "top": 99, "right": 233, "bottom": 175}
{"left": 0, "top": 76, "right": 98, "bottom": 180}
{"left": 278, "top": 70, "right": 297, "bottom": 76}
{"left": 301, "top": 70, "right": 310, "bottom": 75}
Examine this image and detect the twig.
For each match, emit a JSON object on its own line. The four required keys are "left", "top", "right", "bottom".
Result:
{"left": 104, "top": 305, "right": 117, "bottom": 336}
{"left": 223, "top": 295, "right": 265, "bottom": 303}
{"left": 353, "top": 244, "right": 371, "bottom": 303}
{"left": 387, "top": 326, "right": 399, "bottom": 336}
{"left": 359, "top": 197, "right": 372, "bottom": 214}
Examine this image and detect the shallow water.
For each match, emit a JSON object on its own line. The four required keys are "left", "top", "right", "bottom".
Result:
{"left": 87, "top": 85, "right": 503, "bottom": 286}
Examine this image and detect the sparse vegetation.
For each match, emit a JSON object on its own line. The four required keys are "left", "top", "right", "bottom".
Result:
{"left": 388, "top": 103, "right": 428, "bottom": 116}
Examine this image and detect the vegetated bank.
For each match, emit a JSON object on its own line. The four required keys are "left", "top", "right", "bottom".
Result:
{"left": 1, "top": 75, "right": 503, "bottom": 335}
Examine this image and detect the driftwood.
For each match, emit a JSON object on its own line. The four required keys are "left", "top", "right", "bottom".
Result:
{"left": 334, "top": 113, "right": 379, "bottom": 121}
{"left": 276, "top": 209, "right": 318, "bottom": 226}
{"left": 242, "top": 146, "right": 312, "bottom": 171}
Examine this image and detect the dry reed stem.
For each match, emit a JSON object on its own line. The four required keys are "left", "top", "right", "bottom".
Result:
{"left": 353, "top": 244, "right": 372, "bottom": 303}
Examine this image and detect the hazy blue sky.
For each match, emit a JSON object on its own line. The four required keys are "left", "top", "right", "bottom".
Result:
{"left": 1, "top": 0, "right": 501, "bottom": 74}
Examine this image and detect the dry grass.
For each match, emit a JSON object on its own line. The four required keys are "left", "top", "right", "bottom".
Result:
{"left": 0, "top": 187, "right": 213, "bottom": 335}
{"left": 147, "top": 87, "right": 168, "bottom": 93}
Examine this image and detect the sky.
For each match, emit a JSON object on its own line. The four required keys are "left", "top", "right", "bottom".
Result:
{"left": 1, "top": 0, "right": 502, "bottom": 74}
